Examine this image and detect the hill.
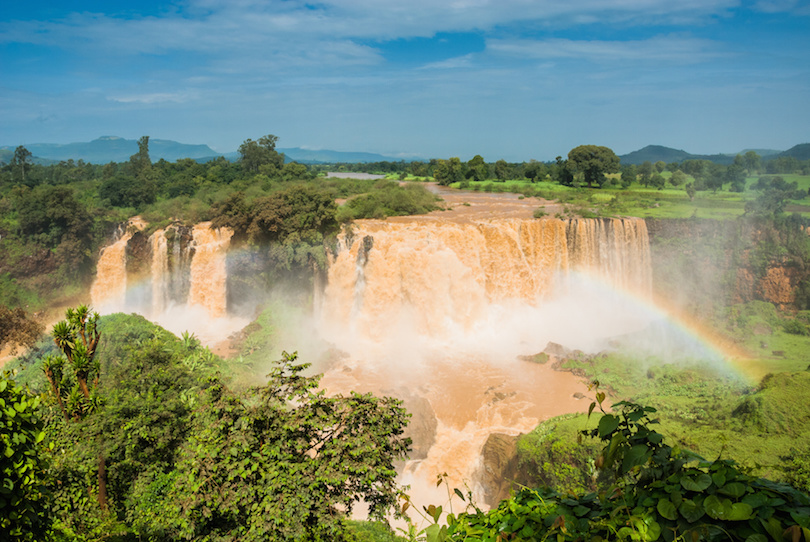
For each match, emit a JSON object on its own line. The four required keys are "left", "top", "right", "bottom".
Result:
{"left": 278, "top": 147, "right": 408, "bottom": 164}
{"left": 0, "top": 136, "right": 218, "bottom": 164}
{"left": 619, "top": 145, "right": 738, "bottom": 165}
{"left": 0, "top": 137, "right": 411, "bottom": 165}
{"left": 780, "top": 143, "right": 810, "bottom": 161}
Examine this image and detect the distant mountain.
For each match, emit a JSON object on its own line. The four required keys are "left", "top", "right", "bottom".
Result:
{"left": 619, "top": 145, "right": 694, "bottom": 165}
{"left": 618, "top": 145, "right": 791, "bottom": 166}
{"left": 779, "top": 143, "right": 810, "bottom": 161}
{"left": 0, "top": 137, "right": 413, "bottom": 165}
{"left": 278, "top": 148, "right": 409, "bottom": 164}
{"left": 0, "top": 136, "right": 219, "bottom": 164}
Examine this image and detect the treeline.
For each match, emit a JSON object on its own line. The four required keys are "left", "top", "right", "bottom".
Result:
{"left": 310, "top": 147, "right": 810, "bottom": 190}
{"left": 0, "top": 135, "right": 438, "bottom": 317}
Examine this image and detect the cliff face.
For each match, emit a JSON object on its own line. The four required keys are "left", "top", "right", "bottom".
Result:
{"left": 757, "top": 266, "right": 799, "bottom": 306}
{"left": 645, "top": 217, "right": 810, "bottom": 312}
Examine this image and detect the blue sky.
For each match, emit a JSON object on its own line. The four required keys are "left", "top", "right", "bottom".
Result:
{"left": 1, "top": 0, "right": 808, "bottom": 161}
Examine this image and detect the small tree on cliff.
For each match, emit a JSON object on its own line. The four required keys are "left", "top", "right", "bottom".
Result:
{"left": 566, "top": 145, "right": 620, "bottom": 188}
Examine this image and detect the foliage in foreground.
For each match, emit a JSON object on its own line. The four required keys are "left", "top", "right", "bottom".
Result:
{"left": 0, "top": 372, "right": 51, "bottom": 541}
{"left": 3, "top": 310, "right": 412, "bottom": 541}
{"left": 427, "top": 396, "right": 810, "bottom": 542}
{"left": 165, "top": 352, "right": 411, "bottom": 541}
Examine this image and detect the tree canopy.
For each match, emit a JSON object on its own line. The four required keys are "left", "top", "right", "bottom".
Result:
{"left": 567, "top": 145, "right": 621, "bottom": 188}
{"left": 238, "top": 134, "right": 284, "bottom": 174}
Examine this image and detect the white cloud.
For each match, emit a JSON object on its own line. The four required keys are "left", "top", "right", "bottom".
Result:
{"left": 420, "top": 54, "right": 477, "bottom": 70}
{"left": 487, "top": 35, "right": 725, "bottom": 64}
{"left": 753, "top": 0, "right": 810, "bottom": 13}
{"left": 109, "top": 92, "right": 194, "bottom": 104}
{"left": 1, "top": 0, "right": 741, "bottom": 55}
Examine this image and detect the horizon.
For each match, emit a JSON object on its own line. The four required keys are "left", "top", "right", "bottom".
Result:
{"left": 1, "top": 1, "right": 809, "bottom": 162}
{"left": 1, "top": 134, "right": 803, "bottom": 164}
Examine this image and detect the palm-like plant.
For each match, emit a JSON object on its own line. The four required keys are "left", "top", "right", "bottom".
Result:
{"left": 42, "top": 305, "right": 109, "bottom": 511}
{"left": 43, "top": 305, "right": 102, "bottom": 420}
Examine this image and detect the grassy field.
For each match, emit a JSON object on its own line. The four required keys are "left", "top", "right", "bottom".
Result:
{"left": 446, "top": 174, "right": 810, "bottom": 220}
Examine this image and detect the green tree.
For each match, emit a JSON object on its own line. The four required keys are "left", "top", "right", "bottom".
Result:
{"left": 281, "top": 161, "right": 309, "bottom": 181}
{"left": 523, "top": 160, "right": 546, "bottom": 182}
{"left": 685, "top": 181, "right": 696, "bottom": 201}
{"left": 493, "top": 159, "right": 512, "bottom": 181}
{"left": 650, "top": 172, "right": 666, "bottom": 190}
{"left": 620, "top": 164, "right": 637, "bottom": 188}
{"left": 681, "top": 159, "right": 709, "bottom": 181}
{"left": 638, "top": 161, "right": 653, "bottom": 187}
{"left": 743, "top": 151, "right": 761, "bottom": 174}
{"left": 466, "top": 155, "right": 489, "bottom": 182}
{"left": 654, "top": 160, "right": 666, "bottom": 173}
{"left": 0, "top": 372, "right": 51, "bottom": 541}
{"left": 706, "top": 163, "right": 726, "bottom": 192}
{"left": 99, "top": 174, "right": 156, "bottom": 208}
{"left": 567, "top": 145, "right": 620, "bottom": 188}
{"left": 726, "top": 163, "right": 747, "bottom": 192}
{"left": 669, "top": 169, "right": 688, "bottom": 187}
{"left": 42, "top": 306, "right": 109, "bottom": 511}
{"left": 551, "top": 156, "right": 575, "bottom": 186}
{"left": 239, "top": 134, "right": 284, "bottom": 174}
{"left": 128, "top": 136, "right": 152, "bottom": 178}
{"left": 166, "top": 351, "right": 411, "bottom": 541}
{"left": 433, "top": 157, "right": 465, "bottom": 186}
{"left": 11, "top": 146, "right": 32, "bottom": 184}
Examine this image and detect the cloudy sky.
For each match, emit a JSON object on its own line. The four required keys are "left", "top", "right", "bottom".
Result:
{"left": 1, "top": 0, "right": 808, "bottom": 161}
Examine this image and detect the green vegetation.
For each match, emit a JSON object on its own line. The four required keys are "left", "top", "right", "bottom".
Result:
{"left": 335, "top": 181, "right": 441, "bottom": 222}
{"left": 3, "top": 309, "right": 410, "bottom": 541}
{"left": 0, "top": 134, "right": 439, "bottom": 323}
{"left": 435, "top": 400, "right": 810, "bottom": 542}
{"left": 0, "top": 372, "right": 51, "bottom": 541}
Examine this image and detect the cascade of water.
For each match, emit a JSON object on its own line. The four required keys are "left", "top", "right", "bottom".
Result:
{"left": 150, "top": 229, "right": 169, "bottom": 316}
{"left": 187, "top": 223, "right": 233, "bottom": 318}
{"left": 90, "top": 219, "right": 145, "bottom": 311}
{"left": 318, "top": 216, "right": 654, "bottom": 507}
{"left": 91, "top": 219, "right": 243, "bottom": 345}
{"left": 321, "top": 217, "right": 649, "bottom": 342}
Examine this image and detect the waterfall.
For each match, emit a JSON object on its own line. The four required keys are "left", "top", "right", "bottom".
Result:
{"left": 187, "top": 222, "right": 233, "bottom": 318}
{"left": 318, "top": 216, "right": 654, "bottom": 507}
{"left": 150, "top": 229, "right": 169, "bottom": 316}
{"left": 321, "top": 217, "right": 651, "bottom": 341}
{"left": 90, "top": 218, "right": 146, "bottom": 311}
{"left": 90, "top": 220, "right": 241, "bottom": 344}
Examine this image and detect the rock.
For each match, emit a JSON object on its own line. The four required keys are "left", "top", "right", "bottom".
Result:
{"left": 543, "top": 342, "right": 570, "bottom": 357}
{"left": 478, "top": 433, "right": 520, "bottom": 507}
{"left": 398, "top": 394, "right": 437, "bottom": 461}
{"left": 126, "top": 231, "right": 150, "bottom": 282}
{"left": 573, "top": 392, "right": 585, "bottom": 399}
{"left": 758, "top": 267, "right": 797, "bottom": 306}
{"left": 517, "top": 352, "right": 549, "bottom": 364}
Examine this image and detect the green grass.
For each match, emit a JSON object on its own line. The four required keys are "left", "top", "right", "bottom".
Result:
{"left": 449, "top": 175, "right": 810, "bottom": 220}
{"left": 536, "top": 350, "right": 810, "bottom": 486}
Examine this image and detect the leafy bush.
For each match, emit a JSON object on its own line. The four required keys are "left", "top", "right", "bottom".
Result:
{"left": 337, "top": 182, "right": 440, "bottom": 222}
{"left": 0, "top": 372, "right": 51, "bottom": 541}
